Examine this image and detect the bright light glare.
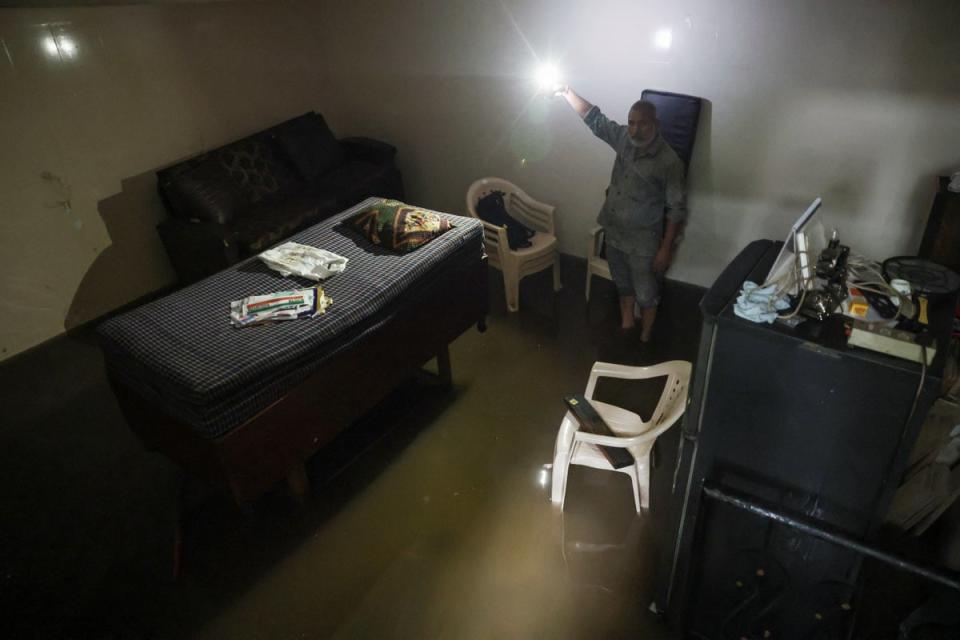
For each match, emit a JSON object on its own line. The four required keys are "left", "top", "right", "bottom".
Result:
{"left": 534, "top": 63, "right": 562, "bottom": 91}
{"left": 42, "top": 33, "right": 78, "bottom": 59}
{"left": 58, "top": 36, "right": 77, "bottom": 57}
{"left": 654, "top": 28, "right": 673, "bottom": 50}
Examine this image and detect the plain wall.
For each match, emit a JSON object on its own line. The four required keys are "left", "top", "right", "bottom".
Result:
{"left": 1, "top": 0, "right": 959, "bottom": 361}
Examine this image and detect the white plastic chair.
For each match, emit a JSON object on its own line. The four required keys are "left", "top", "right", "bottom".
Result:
{"left": 585, "top": 226, "right": 612, "bottom": 302}
{"left": 551, "top": 360, "right": 692, "bottom": 513}
{"left": 466, "top": 177, "right": 561, "bottom": 312}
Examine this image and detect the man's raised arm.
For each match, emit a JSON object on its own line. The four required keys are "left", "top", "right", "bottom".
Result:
{"left": 558, "top": 86, "right": 593, "bottom": 119}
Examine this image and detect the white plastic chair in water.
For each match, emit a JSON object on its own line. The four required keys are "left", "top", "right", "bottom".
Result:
{"left": 551, "top": 360, "right": 692, "bottom": 513}
{"left": 466, "top": 177, "right": 561, "bottom": 312}
{"left": 584, "top": 226, "right": 613, "bottom": 302}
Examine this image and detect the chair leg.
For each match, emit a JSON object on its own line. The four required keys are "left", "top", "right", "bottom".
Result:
{"left": 631, "top": 474, "right": 642, "bottom": 514}
{"left": 559, "top": 442, "right": 579, "bottom": 510}
{"left": 551, "top": 452, "right": 568, "bottom": 505}
{"left": 637, "top": 454, "right": 651, "bottom": 511}
{"left": 552, "top": 417, "right": 577, "bottom": 507}
{"left": 503, "top": 273, "right": 520, "bottom": 312}
{"left": 552, "top": 255, "right": 562, "bottom": 292}
{"left": 585, "top": 270, "right": 592, "bottom": 302}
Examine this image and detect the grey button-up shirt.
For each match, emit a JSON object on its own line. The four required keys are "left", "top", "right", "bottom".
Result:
{"left": 584, "top": 105, "right": 687, "bottom": 255}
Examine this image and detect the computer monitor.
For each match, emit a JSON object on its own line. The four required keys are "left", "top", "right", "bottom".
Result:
{"left": 765, "top": 197, "right": 822, "bottom": 294}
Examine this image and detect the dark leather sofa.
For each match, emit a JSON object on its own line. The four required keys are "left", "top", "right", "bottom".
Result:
{"left": 156, "top": 112, "right": 404, "bottom": 283}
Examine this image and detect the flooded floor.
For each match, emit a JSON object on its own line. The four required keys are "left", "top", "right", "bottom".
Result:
{"left": 1, "top": 258, "right": 702, "bottom": 638}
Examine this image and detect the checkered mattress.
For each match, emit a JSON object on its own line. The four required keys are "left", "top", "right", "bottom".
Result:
{"left": 98, "top": 198, "right": 484, "bottom": 439}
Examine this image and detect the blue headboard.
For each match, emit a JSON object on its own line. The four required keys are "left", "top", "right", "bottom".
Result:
{"left": 640, "top": 89, "right": 703, "bottom": 171}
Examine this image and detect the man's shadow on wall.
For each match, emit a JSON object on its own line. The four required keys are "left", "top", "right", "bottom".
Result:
{"left": 679, "top": 98, "right": 746, "bottom": 270}
{"left": 65, "top": 171, "right": 177, "bottom": 332}
{"left": 904, "top": 171, "right": 953, "bottom": 255}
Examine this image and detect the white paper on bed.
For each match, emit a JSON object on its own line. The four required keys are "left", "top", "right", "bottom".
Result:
{"left": 259, "top": 242, "right": 348, "bottom": 281}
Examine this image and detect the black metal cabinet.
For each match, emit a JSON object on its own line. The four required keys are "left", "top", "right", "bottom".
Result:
{"left": 654, "top": 241, "right": 946, "bottom": 637}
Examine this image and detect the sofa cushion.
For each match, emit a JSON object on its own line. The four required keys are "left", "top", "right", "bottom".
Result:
{"left": 273, "top": 112, "right": 342, "bottom": 180}
{"left": 235, "top": 191, "right": 339, "bottom": 253}
{"left": 165, "top": 158, "right": 248, "bottom": 225}
{"left": 347, "top": 199, "right": 452, "bottom": 253}
{"left": 307, "top": 160, "right": 396, "bottom": 208}
{"left": 341, "top": 137, "right": 397, "bottom": 165}
{"left": 216, "top": 135, "right": 301, "bottom": 203}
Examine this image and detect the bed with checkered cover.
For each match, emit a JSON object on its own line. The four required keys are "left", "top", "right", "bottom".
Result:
{"left": 98, "top": 198, "right": 483, "bottom": 439}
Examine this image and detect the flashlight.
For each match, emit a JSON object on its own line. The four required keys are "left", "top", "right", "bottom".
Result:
{"left": 534, "top": 63, "right": 562, "bottom": 93}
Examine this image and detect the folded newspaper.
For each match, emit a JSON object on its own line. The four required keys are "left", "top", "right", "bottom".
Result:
{"left": 259, "top": 242, "right": 348, "bottom": 281}
{"left": 230, "top": 287, "right": 331, "bottom": 327}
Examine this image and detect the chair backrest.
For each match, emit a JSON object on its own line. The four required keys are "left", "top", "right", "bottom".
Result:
{"left": 649, "top": 361, "right": 692, "bottom": 432}
{"left": 467, "top": 176, "right": 553, "bottom": 238}
{"left": 466, "top": 177, "right": 519, "bottom": 217}
{"left": 612, "top": 362, "right": 691, "bottom": 462}
{"left": 640, "top": 89, "right": 702, "bottom": 171}
{"left": 466, "top": 177, "right": 512, "bottom": 261}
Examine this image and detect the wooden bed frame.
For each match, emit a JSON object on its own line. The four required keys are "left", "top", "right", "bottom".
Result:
{"left": 108, "top": 254, "right": 488, "bottom": 508}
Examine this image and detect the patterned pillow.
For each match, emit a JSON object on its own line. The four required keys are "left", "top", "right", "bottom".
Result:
{"left": 348, "top": 200, "right": 453, "bottom": 253}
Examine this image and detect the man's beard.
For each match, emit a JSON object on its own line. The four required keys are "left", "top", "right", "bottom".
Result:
{"left": 629, "top": 132, "right": 656, "bottom": 148}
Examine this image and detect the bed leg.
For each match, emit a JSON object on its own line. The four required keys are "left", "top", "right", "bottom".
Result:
{"left": 171, "top": 475, "right": 187, "bottom": 581}
{"left": 235, "top": 500, "right": 255, "bottom": 518}
{"left": 437, "top": 345, "right": 453, "bottom": 388}
{"left": 286, "top": 463, "right": 311, "bottom": 503}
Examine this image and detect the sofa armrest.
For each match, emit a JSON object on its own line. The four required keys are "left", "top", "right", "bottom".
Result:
{"left": 340, "top": 137, "right": 397, "bottom": 165}
{"left": 156, "top": 218, "right": 240, "bottom": 285}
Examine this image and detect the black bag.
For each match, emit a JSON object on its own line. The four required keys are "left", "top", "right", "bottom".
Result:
{"left": 475, "top": 190, "right": 535, "bottom": 249}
